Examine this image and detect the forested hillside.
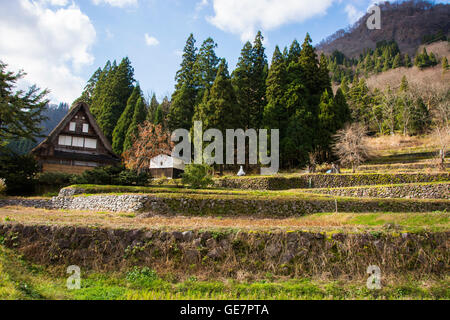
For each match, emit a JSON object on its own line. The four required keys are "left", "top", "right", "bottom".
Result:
{"left": 317, "top": 0, "right": 449, "bottom": 57}
{"left": 6, "top": 103, "right": 69, "bottom": 154}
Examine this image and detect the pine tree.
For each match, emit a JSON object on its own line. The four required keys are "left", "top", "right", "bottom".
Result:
{"left": 318, "top": 53, "right": 332, "bottom": 95}
{"left": 96, "top": 57, "right": 135, "bottom": 142}
{"left": 74, "top": 67, "right": 101, "bottom": 105}
{"left": 0, "top": 61, "right": 49, "bottom": 149}
{"left": 249, "top": 31, "right": 268, "bottom": 129}
{"left": 193, "top": 38, "right": 220, "bottom": 94}
{"left": 334, "top": 88, "right": 351, "bottom": 127}
{"left": 153, "top": 105, "right": 164, "bottom": 126}
{"left": 404, "top": 54, "right": 412, "bottom": 68}
{"left": 287, "top": 39, "right": 301, "bottom": 65}
{"left": 231, "top": 41, "right": 253, "bottom": 129}
{"left": 175, "top": 34, "right": 197, "bottom": 90}
{"left": 298, "top": 33, "right": 321, "bottom": 104}
{"left": 317, "top": 90, "right": 337, "bottom": 153}
{"left": 392, "top": 53, "right": 402, "bottom": 69}
{"left": 147, "top": 93, "right": 159, "bottom": 122}
{"left": 193, "top": 59, "right": 239, "bottom": 132}
{"left": 124, "top": 96, "right": 147, "bottom": 152}
{"left": 400, "top": 75, "right": 408, "bottom": 92}
{"left": 168, "top": 34, "right": 198, "bottom": 131}
{"left": 111, "top": 85, "right": 141, "bottom": 155}
{"left": 90, "top": 60, "right": 114, "bottom": 118}
{"left": 263, "top": 46, "right": 287, "bottom": 132}
{"left": 443, "top": 56, "right": 449, "bottom": 73}
{"left": 168, "top": 83, "right": 197, "bottom": 131}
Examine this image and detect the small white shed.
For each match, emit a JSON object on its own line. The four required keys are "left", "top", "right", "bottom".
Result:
{"left": 149, "top": 154, "right": 185, "bottom": 179}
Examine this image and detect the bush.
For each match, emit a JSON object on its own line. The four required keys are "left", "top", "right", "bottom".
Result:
{"left": 0, "top": 153, "right": 38, "bottom": 195}
{"left": 35, "top": 172, "right": 75, "bottom": 186}
{"left": 70, "top": 166, "right": 149, "bottom": 186}
{"left": 181, "top": 164, "right": 214, "bottom": 189}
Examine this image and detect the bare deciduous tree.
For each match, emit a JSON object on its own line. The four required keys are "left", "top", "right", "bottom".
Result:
{"left": 431, "top": 95, "right": 450, "bottom": 170}
{"left": 333, "top": 123, "right": 371, "bottom": 173}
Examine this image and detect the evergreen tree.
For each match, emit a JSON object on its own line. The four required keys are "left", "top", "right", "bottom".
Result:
{"left": 168, "top": 83, "right": 197, "bottom": 131}
{"left": 74, "top": 68, "right": 101, "bottom": 105}
{"left": 0, "top": 61, "right": 49, "bottom": 149}
{"left": 193, "top": 38, "right": 220, "bottom": 94}
{"left": 90, "top": 60, "right": 115, "bottom": 118}
{"left": 96, "top": 57, "right": 135, "bottom": 142}
{"left": 318, "top": 53, "right": 332, "bottom": 95}
{"left": 153, "top": 105, "right": 164, "bottom": 126}
{"left": 193, "top": 59, "right": 239, "bottom": 132}
{"left": 111, "top": 85, "right": 141, "bottom": 155}
{"left": 404, "top": 54, "right": 413, "bottom": 68}
{"left": 392, "top": 53, "right": 402, "bottom": 69}
{"left": 334, "top": 88, "right": 351, "bottom": 127}
{"left": 443, "top": 56, "right": 449, "bottom": 73}
{"left": 124, "top": 97, "right": 147, "bottom": 152}
{"left": 175, "top": 34, "right": 197, "bottom": 90}
{"left": 287, "top": 39, "right": 301, "bottom": 65}
{"left": 317, "top": 90, "right": 337, "bottom": 154}
{"left": 250, "top": 31, "right": 268, "bottom": 129}
{"left": 168, "top": 34, "right": 198, "bottom": 131}
{"left": 231, "top": 41, "right": 253, "bottom": 128}
{"left": 298, "top": 33, "right": 321, "bottom": 105}
{"left": 263, "top": 46, "right": 288, "bottom": 132}
{"left": 147, "top": 93, "right": 159, "bottom": 122}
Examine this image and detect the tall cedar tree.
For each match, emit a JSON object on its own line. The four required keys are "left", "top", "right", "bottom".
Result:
{"left": 0, "top": 61, "right": 49, "bottom": 149}
{"left": 168, "top": 34, "right": 198, "bottom": 131}
{"left": 90, "top": 60, "right": 115, "bottom": 118}
{"left": 263, "top": 46, "right": 287, "bottom": 132}
{"left": 250, "top": 31, "right": 268, "bottom": 129}
{"left": 111, "top": 85, "right": 141, "bottom": 154}
{"left": 231, "top": 41, "right": 253, "bottom": 129}
{"left": 96, "top": 57, "right": 135, "bottom": 142}
{"left": 193, "top": 38, "right": 220, "bottom": 97}
{"left": 74, "top": 67, "right": 101, "bottom": 106}
{"left": 193, "top": 59, "right": 239, "bottom": 132}
{"left": 147, "top": 93, "right": 159, "bottom": 123}
{"left": 124, "top": 96, "right": 147, "bottom": 152}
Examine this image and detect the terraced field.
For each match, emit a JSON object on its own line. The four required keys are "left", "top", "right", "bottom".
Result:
{"left": 0, "top": 143, "right": 449, "bottom": 300}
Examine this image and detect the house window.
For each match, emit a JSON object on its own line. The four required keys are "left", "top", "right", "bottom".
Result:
{"left": 69, "top": 122, "right": 76, "bottom": 132}
{"left": 85, "top": 138, "right": 97, "bottom": 149}
{"left": 72, "top": 137, "right": 84, "bottom": 147}
{"left": 82, "top": 123, "right": 89, "bottom": 133}
{"left": 58, "top": 135, "right": 72, "bottom": 146}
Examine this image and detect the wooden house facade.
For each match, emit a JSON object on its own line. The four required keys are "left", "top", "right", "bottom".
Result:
{"left": 31, "top": 102, "right": 120, "bottom": 174}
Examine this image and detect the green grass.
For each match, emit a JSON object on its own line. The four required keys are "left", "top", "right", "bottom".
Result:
{"left": 0, "top": 246, "right": 448, "bottom": 300}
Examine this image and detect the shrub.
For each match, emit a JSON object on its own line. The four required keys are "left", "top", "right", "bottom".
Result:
{"left": 0, "top": 153, "right": 38, "bottom": 195}
{"left": 181, "top": 164, "right": 214, "bottom": 189}
{"left": 70, "top": 166, "right": 149, "bottom": 186}
{"left": 35, "top": 172, "right": 74, "bottom": 186}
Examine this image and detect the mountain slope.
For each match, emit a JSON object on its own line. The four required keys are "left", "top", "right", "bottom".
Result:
{"left": 317, "top": 0, "right": 449, "bottom": 57}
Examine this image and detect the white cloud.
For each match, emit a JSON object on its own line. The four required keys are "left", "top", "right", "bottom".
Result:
{"left": 345, "top": 4, "right": 364, "bottom": 24}
{"left": 42, "top": 0, "right": 69, "bottom": 6}
{"left": 207, "top": 0, "right": 335, "bottom": 42}
{"left": 145, "top": 34, "right": 159, "bottom": 46}
{"left": 92, "top": 0, "right": 138, "bottom": 8}
{"left": 0, "top": 0, "right": 96, "bottom": 103}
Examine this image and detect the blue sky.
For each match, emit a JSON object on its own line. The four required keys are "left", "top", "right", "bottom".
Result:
{"left": 0, "top": 0, "right": 448, "bottom": 104}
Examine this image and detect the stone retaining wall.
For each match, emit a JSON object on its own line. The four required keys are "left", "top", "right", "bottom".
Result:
{"left": 313, "top": 183, "right": 450, "bottom": 199}
{"left": 214, "top": 173, "right": 450, "bottom": 190}
{"left": 0, "top": 222, "right": 447, "bottom": 278}
{"left": 0, "top": 199, "right": 53, "bottom": 209}
{"left": 51, "top": 194, "right": 449, "bottom": 216}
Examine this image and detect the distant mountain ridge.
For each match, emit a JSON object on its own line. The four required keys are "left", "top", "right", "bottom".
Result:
{"left": 317, "top": 0, "right": 449, "bottom": 58}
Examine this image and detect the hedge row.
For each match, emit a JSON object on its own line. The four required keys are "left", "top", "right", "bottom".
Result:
{"left": 214, "top": 173, "right": 450, "bottom": 190}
